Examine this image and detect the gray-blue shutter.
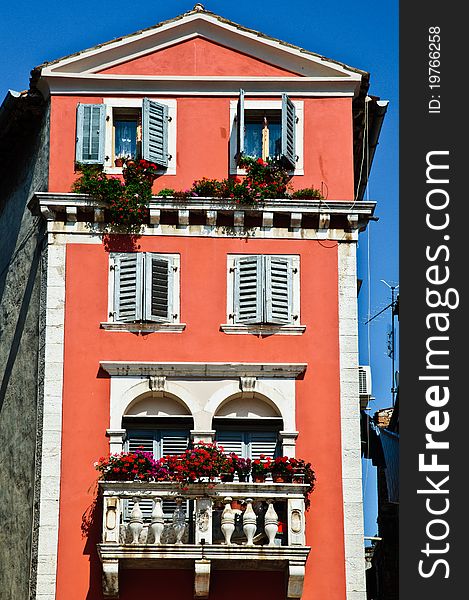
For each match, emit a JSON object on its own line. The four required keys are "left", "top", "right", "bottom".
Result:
{"left": 142, "top": 98, "right": 169, "bottom": 168}
{"left": 144, "top": 254, "right": 174, "bottom": 323}
{"left": 281, "top": 94, "right": 296, "bottom": 170}
{"left": 216, "top": 431, "right": 245, "bottom": 457}
{"left": 113, "top": 253, "right": 143, "bottom": 322}
{"left": 249, "top": 431, "right": 279, "bottom": 459}
{"left": 233, "top": 255, "right": 263, "bottom": 324}
{"left": 160, "top": 431, "right": 189, "bottom": 456}
{"left": 236, "top": 89, "right": 245, "bottom": 163}
{"left": 265, "top": 256, "right": 293, "bottom": 324}
{"left": 76, "top": 104, "right": 105, "bottom": 164}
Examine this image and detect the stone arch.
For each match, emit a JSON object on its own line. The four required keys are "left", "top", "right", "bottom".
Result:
{"left": 214, "top": 393, "right": 282, "bottom": 419}
{"left": 124, "top": 392, "right": 191, "bottom": 418}
{"left": 205, "top": 380, "right": 295, "bottom": 430}
{"left": 109, "top": 379, "right": 199, "bottom": 430}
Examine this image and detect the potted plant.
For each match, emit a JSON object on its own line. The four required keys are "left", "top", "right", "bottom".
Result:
{"left": 271, "top": 456, "right": 295, "bottom": 483}
{"left": 94, "top": 449, "right": 168, "bottom": 482}
{"left": 114, "top": 154, "right": 126, "bottom": 167}
{"left": 228, "top": 454, "right": 251, "bottom": 482}
{"left": 251, "top": 455, "right": 273, "bottom": 483}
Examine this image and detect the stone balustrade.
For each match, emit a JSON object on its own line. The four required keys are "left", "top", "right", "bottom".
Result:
{"left": 98, "top": 480, "right": 310, "bottom": 599}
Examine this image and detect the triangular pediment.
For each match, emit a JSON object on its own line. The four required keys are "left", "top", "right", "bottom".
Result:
{"left": 97, "top": 36, "right": 299, "bottom": 78}
{"left": 39, "top": 9, "right": 364, "bottom": 81}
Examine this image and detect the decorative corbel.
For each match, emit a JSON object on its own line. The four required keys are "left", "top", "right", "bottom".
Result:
{"left": 102, "top": 559, "right": 119, "bottom": 599}
{"left": 287, "top": 561, "right": 306, "bottom": 599}
{"left": 178, "top": 209, "right": 190, "bottom": 226}
{"left": 150, "top": 208, "right": 161, "bottom": 225}
{"left": 347, "top": 213, "right": 359, "bottom": 230}
{"left": 234, "top": 211, "right": 244, "bottom": 228}
{"left": 290, "top": 212, "right": 302, "bottom": 230}
{"left": 194, "top": 560, "right": 211, "bottom": 598}
{"left": 262, "top": 211, "right": 274, "bottom": 228}
{"left": 317, "top": 212, "right": 330, "bottom": 239}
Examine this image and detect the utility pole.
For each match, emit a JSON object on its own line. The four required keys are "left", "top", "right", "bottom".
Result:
{"left": 381, "top": 280, "right": 399, "bottom": 407}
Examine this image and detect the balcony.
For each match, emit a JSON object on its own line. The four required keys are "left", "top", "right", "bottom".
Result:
{"left": 99, "top": 480, "right": 310, "bottom": 599}
{"left": 30, "top": 192, "right": 376, "bottom": 240}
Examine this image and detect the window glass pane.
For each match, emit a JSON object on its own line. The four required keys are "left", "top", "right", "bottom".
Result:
{"left": 115, "top": 119, "right": 137, "bottom": 159}
{"left": 269, "top": 122, "right": 282, "bottom": 159}
{"left": 244, "top": 122, "right": 263, "bottom": 158}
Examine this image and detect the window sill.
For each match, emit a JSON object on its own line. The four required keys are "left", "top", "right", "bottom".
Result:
{"left": 220, "top": 324, "right": 306, "bottom": 336}
{"left": 100, "top": 322, "right": 186, "bottom": 333}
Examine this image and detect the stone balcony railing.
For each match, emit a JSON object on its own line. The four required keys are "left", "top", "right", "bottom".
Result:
{"left": 98, "top": 480, "right": 311, "bottom": 599}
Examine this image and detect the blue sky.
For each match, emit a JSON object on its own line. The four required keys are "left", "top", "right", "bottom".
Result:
{"left": 0, "top": 1, "right": 398, "bottom": 537}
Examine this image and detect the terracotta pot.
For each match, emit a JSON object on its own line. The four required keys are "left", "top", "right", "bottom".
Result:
{"left": 114, "top": 158, "right": 124, "bottom": 167}
{"left": 253, "top": 475, "right": 265, "bottom": 483}
{"left": 220, "top": 473, "right": 234, "bottom": 482}
{"left": 272, "top": 475, "right": 285, "bottom": 483}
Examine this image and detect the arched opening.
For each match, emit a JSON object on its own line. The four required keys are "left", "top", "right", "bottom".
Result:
{"left": 122, "top": 392, "right": 194, "bottom": 459}
{"left": 213, "top": 393, "right": 284, "bottom": 459}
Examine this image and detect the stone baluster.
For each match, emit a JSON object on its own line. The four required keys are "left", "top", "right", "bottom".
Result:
{"left": 172, "top": 497, "right": 186, "bottom": 544}
{"left": 264, "top": 500, "right": 279, "bottom": 546}
{"left": 221, "top": 497, "right": 235, "bottom": 545}
{"left": 128, "top": 497, "right": 143, "bottom": 544}
{"left": 242, "top": 498, "right": 257, "bottom": 546}
{"left": 150, "top": 497, "right": 164, "bottom": 545}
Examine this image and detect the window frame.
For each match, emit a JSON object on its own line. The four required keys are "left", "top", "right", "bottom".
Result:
{"left": 103, "top": 97, "right": 177, "bottom": 175}
{"left": 222, "top": 254, "right": 305, "bottom": 335}
{"left": 229, "top": 99, "right": 304, "bottom": 176}
{"left": 102, "top": 252, "right": 184, "bottom": 332}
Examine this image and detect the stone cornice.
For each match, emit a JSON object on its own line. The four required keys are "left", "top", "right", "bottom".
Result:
{"left": 99, "top": 361, "right": 307, "bottom": 378}
{"left": 30, "top": 192, "right": 376, "bottom": 235}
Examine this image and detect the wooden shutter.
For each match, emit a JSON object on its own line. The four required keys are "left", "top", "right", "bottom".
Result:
{"left": 126, "top": 432, "right": 155, "bottom": 456}
{"left": 216, "top": 431, "right": 245, "bottom": 457}
{"left": 265, "top": 256, "right": 293, "bottom": 324}
{"left": 113, "top": 253, "right": 143, "bottom": 322}
{"left": 236, "top": 89, "right": 245, "bottom": 163}
{"left": 249, "top": 431, "right": 279, "bottom": 460}
{"left": 142, "top": 98, "right": 169, "bottom": 168}
{"left": 160, "top": 431, "right": 189, "bottom": 456}
{"left": 75, "top": 104, "right": 105, "bottom": 164}
{"left": 233, "top": 255, "right": 263, "bottom": 324}
{"left": 281, "top": 94, "right": 296, "bottom": 170}
{"left": 144, "top": 254, "right": 174, "bottom": 323}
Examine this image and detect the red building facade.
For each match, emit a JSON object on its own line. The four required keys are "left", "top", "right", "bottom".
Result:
{"left": 7, "top": 6, "right": 387, "bottom": 600}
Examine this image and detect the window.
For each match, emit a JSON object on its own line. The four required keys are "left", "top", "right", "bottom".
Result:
{"left": 215, "top": 429, "right": 280, "bottom": 460}
{"left": 227, "top": 254, "right": 301, "bottom": 327}
{"left": 125, "top": 428, "right": 190, "bottom": 458}
{"left": 75, "top": 98, "right": 176, "bottom": 173}
{"left": 230, "top": 91, "right": 303, "bottom": 174}
{"left": 107, "top": 252, "right": 181, "bottom": 328}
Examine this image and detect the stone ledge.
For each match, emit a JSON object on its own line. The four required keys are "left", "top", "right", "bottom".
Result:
{"left": 100, "top": 322, "right": 186, "bottom": 333}
{"left": 220, "top": 324, "right": 306, "bottom": 336}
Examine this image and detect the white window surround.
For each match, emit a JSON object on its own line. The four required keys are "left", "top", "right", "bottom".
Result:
{"left": 222, "top": 253, "right": 305, "bottom": 335}
{"left": 102, "top": 252, "right": 185, "bottom": 332}
{"left": 103, "top": 97, "right": 177, "bottom": 175}
{"left": 229, "top": 99, "right": 304, "bottom": 176}
{"left": 100, "top": 361, "right": 305, "bottom": 456}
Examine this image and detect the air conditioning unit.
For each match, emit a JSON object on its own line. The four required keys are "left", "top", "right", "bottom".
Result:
{"left": 359, "top": 365, "right": 373, "bottom": 409}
